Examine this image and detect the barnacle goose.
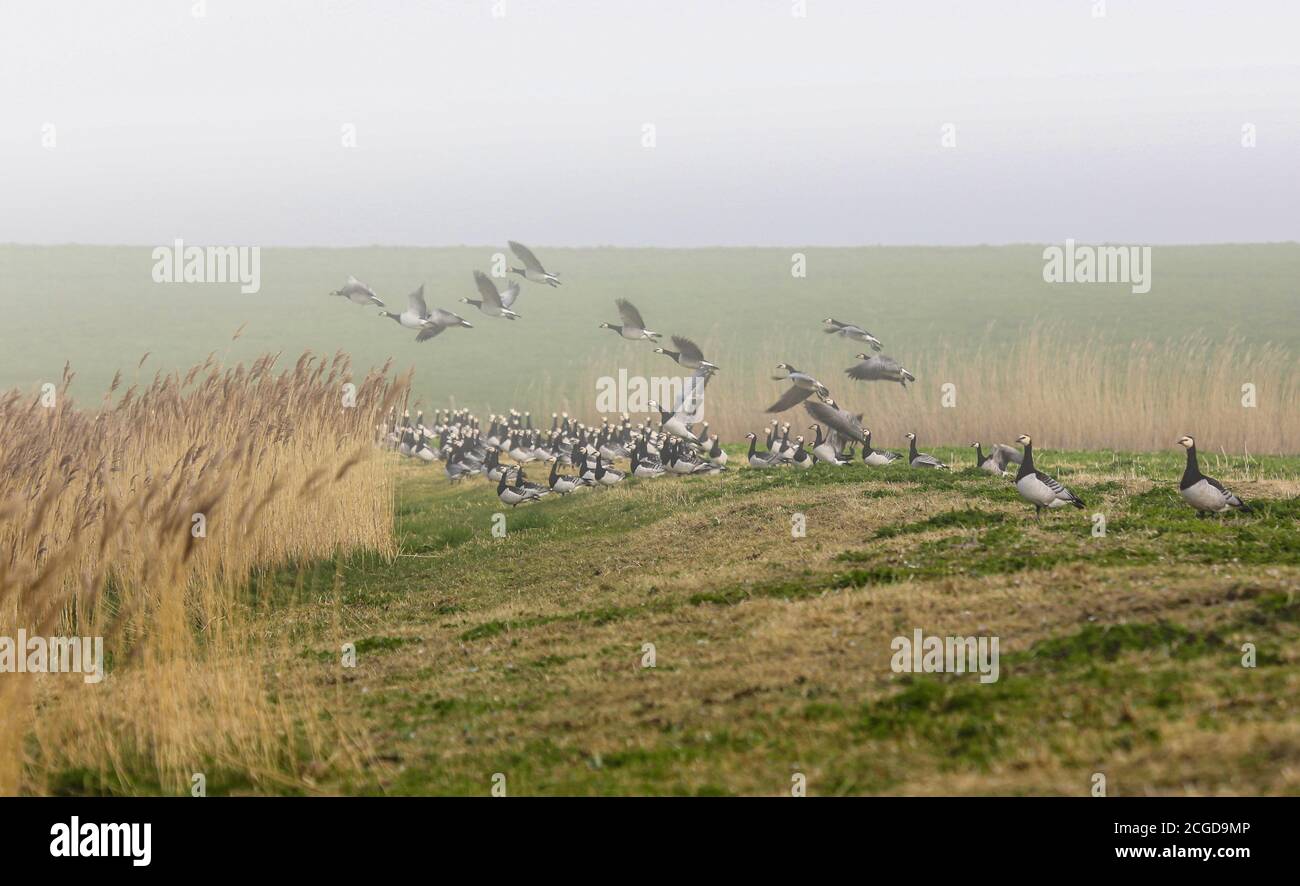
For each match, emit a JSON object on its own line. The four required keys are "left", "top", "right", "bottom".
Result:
{"left": 845, "top": 354, "right": 915, "bottom": 388}
{"left": 600, "top": 299, "right": 661, "bottom": 341}
{"left": 971, "top": 442, "right": 1013, "bottom": 475}
{"left": 745, "top": 432, "right": 780, "bottom": 468}
{"left": 766, "top": 364, "right": 831, "bottom": 413}
{"left": 654, "top": 336, "right": 720, "bottom": 372}
{"left": 508, "top": 241, "right": 561, "bottom": 287}
{"left": 461, "top": 270, "right": 521, "bottom": 320}
{"left": 1014, "top": 435, "right": 1085, "bottom": 517}
{"left": 331, "top": 276, "right": 384, "bottom": 307}
{"left": 1176, "top": 436, "right": 1251, "bottom": 515}
{"left": 548, "top": 457, "right": 592, "bottom": 494}
{"left": 822, "top": 318, "right": 883, "bottom": 351}
{"left": 905, "top": 433, "right": 949, "bottom": 470}
{"left": 861, "top": 430, "right": 902, "bottom": 466}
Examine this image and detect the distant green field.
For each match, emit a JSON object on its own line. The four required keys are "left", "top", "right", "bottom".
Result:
{"left": 2, "top": 243, "right": 1297, "bottom": 419}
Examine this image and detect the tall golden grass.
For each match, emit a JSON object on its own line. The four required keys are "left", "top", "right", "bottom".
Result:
{"left": 0, "top": 349, "right": 406, "bottom": 794}
{"left": 516, "top": 327, "right": 1297, "bottom": 454}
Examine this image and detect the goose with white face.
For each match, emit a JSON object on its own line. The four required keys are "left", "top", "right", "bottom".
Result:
{"left": 1013, "top": 434, "right": 1085, "bottom": 518}
{"left": 1176, "top": 436, "right": 1252, "bottom": 515}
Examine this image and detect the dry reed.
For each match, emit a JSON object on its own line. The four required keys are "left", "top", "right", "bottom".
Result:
{"left": 0, "top": 349, "right": 407, "bottom": 794}
{"left": 503, "top": 326, "right": 1297, "bottom": 454}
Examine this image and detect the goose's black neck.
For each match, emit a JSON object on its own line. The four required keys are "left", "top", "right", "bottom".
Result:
{"left": 908, "top": 437, "right": 919, "bottom": 460}
{"left": 974, "top": 444, "right": 986, "bottom": 465}
{"left": 1016, "top": 444, "right": 1035, "bottom": 480}
{"left": 862, "top": 433, "right": 875, "bottom": 457}
{"left": 1180, "top": 445, "right": 1202, "bottom": 489}
{"left": 747, "top": 436, "right": 758, "bottom": 459}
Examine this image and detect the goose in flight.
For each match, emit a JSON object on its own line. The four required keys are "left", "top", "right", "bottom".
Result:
{"left": 654, "top": 336, "right": 719, "bottom": 372}
{"left": 461, "top": 271, "right": 521, "bottom": 320}
{"left": 647, "top": 398, "right": 702, "bottom": 445}
{"left": 331, "top": 275, "right": 384, "bottom": 307}
{"left": 766, "top": 364, "right": 830, "bottom": 413}
{"left": 508, "top": 241, "right": 561, "bottom": 286}
{"left": 804, "top": 399, "right": 866, "bottom": 446}
{"left": 415, "top": 308, "right": 474, "bottom": 342}
{"left": 845, "top": 354, "right": 915, "bottom": 388}
{"left": 1014, "top": 435, "right": 1085, "bottom": 517}
{"left": 823, "top": 318, "right": 882, "bottom": 351}
{"left": 379, "top": 286, "right": 473, "bottom": 340}
{"left": 601, "top": 299, "right": 662, "bottom": 341}
{"left": 1176, "top": 436, "right": 1252, "bottom": 515}
{"left": 905, "top": 432, "right": 949, "bottom": 470}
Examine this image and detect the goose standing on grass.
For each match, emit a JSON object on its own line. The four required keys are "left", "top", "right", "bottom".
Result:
{"left": 593, "top": 454, "right": 627, "bottom": 486}
{"left": 809, "top": 425, "right": 849, "bottom": 465}
{"left": 630, "top": 444, "right": 666, "bottom": 479}
{"left": 654, "top": 336, "right": 719, "bottom": 372}
{"left": 971, "top": 441, "right": 1017, "bottom": 475}
{"left": 745, "top": 432, "right": 780, "bottom": 468}
{"left": 861, "top": 429, "right": 902, "bottom": 466}
{"left": 601, "top": 299, "right": 662, "bottom": 341}
{"left": 498, "top": 467, "right": 549, "bottom": 507}
{"left": 1014, "top": 434, "right": 1085, "bottom": 518}
{"left": 905, "top": 433, "right": 949, "bottom": 470}
{"left": 508, "top": 241, "right": 561, "bottom": 287}
{"left": 789, "top": 436, "right": 814, "bottom": 470}
{"left": 705, "top": 435, "right": 728, "bottom": 468}
{"left": 331, "top": 275, "right": 384, "bottom": 307}
{"left": 548, "top": 457, "right": 591, "bottom": 495}
{"left": 845, "top": 354, "right": 915, "bottom": 388}
{"left": 1176, "top": 436, "right": 1252, "bottom": 515}
{"left": 823, "top": 318, "right": 883, "bottom": 351}
{"left": 461, "top": 270, "right": 521, "bottom": 320}
{"left": 766, "top": 364, "right": 831, "bottom": 412}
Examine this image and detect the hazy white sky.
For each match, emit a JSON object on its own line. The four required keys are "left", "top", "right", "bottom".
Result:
{"left": 2, "top": 0, "right": 1297, "bottom": 246}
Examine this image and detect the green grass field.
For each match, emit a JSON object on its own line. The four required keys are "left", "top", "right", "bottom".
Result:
{"left": 4, "top": 243, "right": 1299, "bottom": 420}
{"left": 68, "top": 446, "right": 1289, "bottom": 797}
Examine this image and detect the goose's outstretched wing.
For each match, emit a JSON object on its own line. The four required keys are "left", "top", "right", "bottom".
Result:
{"left": 616, "top": 298, "right": 647, "bottom": 330}
{"left": 473, "top": 271, "right": 503, "bottom": 310}
{"left": 508, "top": 241, "right": 544, "bottom": 272}
{"left": 805, "top": 400, "right": 866, "bottom": 444}
{"left": 671, "top": 367, "right": 711, "bottom": 419}
{"left": 672, "top": 335, "right": 705, "bottom": 364}
{"left": 407, "top": 284, "right": 430, "bottom": 319}
{"left": 766, "top": 385, "right": 814, "bottom": 413}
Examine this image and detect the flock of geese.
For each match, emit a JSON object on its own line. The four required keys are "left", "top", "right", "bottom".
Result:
{"left": 346, "top": 243, "right": 1254, "bottom": 520}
